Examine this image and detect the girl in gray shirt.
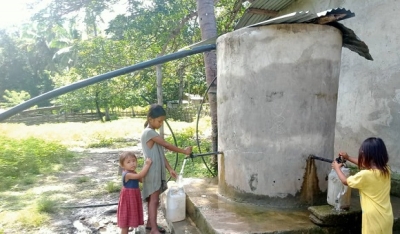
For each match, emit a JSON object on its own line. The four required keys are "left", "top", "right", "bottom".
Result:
{"left": 141, "top": 104, "right": 192, "bottom": 234}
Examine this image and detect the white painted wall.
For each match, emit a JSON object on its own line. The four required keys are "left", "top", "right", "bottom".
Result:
{"left": 281, "top": 1, "right": 400, "bottom": 173}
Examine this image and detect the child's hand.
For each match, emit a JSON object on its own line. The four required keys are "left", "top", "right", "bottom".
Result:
{"left": 169, "top": 169, "right": 178, "bottom": 178}
{"left": 184, "top": 146, "right": 192, "bottom": 155}
{"left": 331, "top": 160, "right": 342, "bottom": 170}
{"left": 144, "top": 158, "right": 152, "bottom": 165}
{"left": 338, "top": 151, "right": 349, "bottom": 160}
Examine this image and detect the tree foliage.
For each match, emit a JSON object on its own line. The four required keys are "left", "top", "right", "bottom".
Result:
{"left": 2, "top": 90, "right": 31, "bottom": 108}
{"left": 0, "top": 0, "right": 247, "bottom": 116}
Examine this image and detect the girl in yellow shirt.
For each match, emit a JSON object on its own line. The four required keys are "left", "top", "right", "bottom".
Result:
{"left": 332, "top": 137, "right": 393, "bottom": 234}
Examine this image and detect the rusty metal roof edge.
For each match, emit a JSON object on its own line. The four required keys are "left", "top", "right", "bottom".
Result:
{"left": 317, "top": 8, "right": 355, "bottom": 21}
{"left": 236, "top": 8, "right": 356, "bottom": 30}
{"left": 243, "top": 8, "right": 355, "bottom": 29}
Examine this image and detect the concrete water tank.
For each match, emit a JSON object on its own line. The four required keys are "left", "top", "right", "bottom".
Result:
{"left": 217, "top": 24, "right": 342, "bottom": 202}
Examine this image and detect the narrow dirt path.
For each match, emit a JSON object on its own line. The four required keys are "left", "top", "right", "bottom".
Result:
{"left": 35, "top": 147, "right": 170, "bottom": 234}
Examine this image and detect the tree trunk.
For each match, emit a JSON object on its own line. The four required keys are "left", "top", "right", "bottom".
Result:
{"left": 95, "top": 92, "right": 104, "bottom": 122}
{"left": 104, "top": 106, "right": 110, "bottom": 121}
{"left": 196, "top": 0, "right": 218, "bottom": 173}
{"left": 131, "top": 106, "right": 136, "bottom": 117}
{"left": 156, "top": 63, "right": 164, "bottom": 138}
{"left": 177, "top": 64, "right": 185, "bottom": 105}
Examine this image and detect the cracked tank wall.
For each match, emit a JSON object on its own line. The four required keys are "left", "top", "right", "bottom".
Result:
{"left": 216, "top": 24, "right": 342, "bottom": 202}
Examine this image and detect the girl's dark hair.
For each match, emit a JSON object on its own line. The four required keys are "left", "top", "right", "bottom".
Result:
{"left": 143, "top": 104, "right": 166, "bottom": 128}
{"left": 119, "top": 151, "right": 137, "bottom": 167}
{"left": 358, "top": 137, "right": 390, "bottom": 177}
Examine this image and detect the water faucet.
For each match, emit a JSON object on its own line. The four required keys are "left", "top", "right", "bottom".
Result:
{"left": 186, "top": 151, "right": 223, "bottom": 159}
{"left": 308, "top": 154, "right": 346, "bottom": 164}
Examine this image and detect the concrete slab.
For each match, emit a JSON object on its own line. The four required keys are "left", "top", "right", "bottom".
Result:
{"left": 161, "top": 181, "right": 202, "bottom": 234}
{"left": 165, "top": 217, "right": 202, "bottom": 234}
{"left": 176, "top": 178, "right": 400, "bottom": 234}
{"left": 308, "top": 204, "right": 361, "bottom": 227}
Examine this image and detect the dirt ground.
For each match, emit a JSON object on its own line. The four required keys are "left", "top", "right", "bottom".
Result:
{"left": 31, "top": 146, "right": 170, "bottom": 234}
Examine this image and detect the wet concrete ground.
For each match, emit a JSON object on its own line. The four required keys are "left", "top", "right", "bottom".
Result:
{"left": 165, "top": 178, "right": 400, "bottom": 234}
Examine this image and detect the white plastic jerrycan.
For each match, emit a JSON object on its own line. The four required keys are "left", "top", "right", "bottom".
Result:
{"left": 166, "top": 183, "right": 186, "bottom": 222}
{"left": 327, "top": 167, "right": 352, "bottom": 210}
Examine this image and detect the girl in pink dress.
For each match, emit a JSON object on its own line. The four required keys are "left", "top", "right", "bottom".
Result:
{"left": 117, "top": 151, "right": 152, "bottom": 234}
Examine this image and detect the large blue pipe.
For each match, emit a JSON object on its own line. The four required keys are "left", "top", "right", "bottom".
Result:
{"left": 0, "top": 44, "right": 216, "bottom": 122}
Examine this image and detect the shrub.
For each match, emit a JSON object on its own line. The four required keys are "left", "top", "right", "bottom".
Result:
{"left": 36, "top": 198, "right": 58, "bottom": 213}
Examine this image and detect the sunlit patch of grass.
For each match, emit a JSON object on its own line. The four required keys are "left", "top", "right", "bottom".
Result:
{"left": 0, "top": 205, "right": 50, "bottom": 230}
{"left": 0, "top": 117, "right": 147, "bottom": 148}
{"left": 36, "top": 197, "right": 58, "bottom": 213}
{"left": 105, "top": 181, "right": 121, "bottom": 193}
{"left": 0, "top": 136, "right": 77, "bottom": 191}
{"left": 86, "top": 136, "right": 139, "bottom": 149}
{"left": 51, "top": 164, "right": 63, "bottom": 171}
{"left": 0, "top": 116, "right": 211, "bottom": 148}
{"left": 0, "top": 192, "right": 64, "bottom": 230}
{"left": 44, "top": 175, "right": 60, "bottom": 183}
{"left": 87, "top": 138, "right": 115, "bottom": 148}
{"left": 0, "top": 211, "right": 20, "bottom": 229}
{"left": 18, "top": 206, "right": 50, "bottom": 228}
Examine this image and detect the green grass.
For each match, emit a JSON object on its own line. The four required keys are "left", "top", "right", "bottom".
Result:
{"left": 105, "top": 181, "right": 121, "bottom": 193}
{"left": 0, "top": 116, "right": 213, "bottom": 232}
{"left": 165, "top": 126, "right": 216, "bottom": 177}
{"left": 76, "top": 176, "right": 90, "bottom": 183}
{"left": 36, "top": 197, "right": 58, "bottom": 213}
{"left": 0, "top": 135, "right": 76, "bottom": 191}
{"left": 0, "top": 194, "right": 56, "bottom": 230}
{"left": 0, "top": 117, "right": 198, "bottom": 148}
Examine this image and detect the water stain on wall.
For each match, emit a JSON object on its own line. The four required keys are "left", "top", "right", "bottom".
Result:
{"left": 300, "top": 157, "right": 321, "bottom": 205}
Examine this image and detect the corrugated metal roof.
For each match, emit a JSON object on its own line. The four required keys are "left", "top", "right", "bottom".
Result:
{"left": 246, "top": 8, "right": 355, "bottom": 28}
{"left": 185, "top": 8, "right": 353, "bottom": 49}
{"left": 246, "top": 11, "right": 315, "bottom": 27}
{"left": 235, "top": 0, "right": 296, "bottom": 30}
{"left": 243, "top": 8, "right": 372, "bottom": 60}
{"left": 186, "top": 5, "right": 372, "bottom": 60}
{"left": 317, "top": 8, "right": 355, "bottom": 20}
